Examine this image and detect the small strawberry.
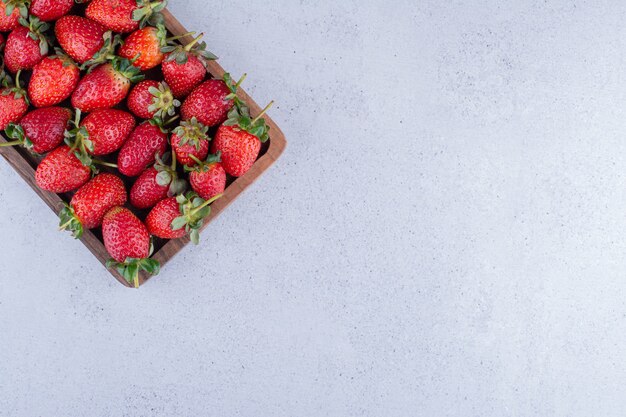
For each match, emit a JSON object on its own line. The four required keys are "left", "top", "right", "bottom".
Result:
{"left": 30, "top": 0, "right": 74, "bottom": 22}
{"left": 1, "top": 107, "right": 71, "bottom": 153}
{"left": 146, "top": 192, "right": 222, "bottom": 244}
{"left": 28, "top": 52, "right": 80, "bottom": 108}
{"left": 127, "top": 80, "right": 179, "bottom": 120}
{"left": 86, "top": 0, "right": 167, "bottom": 34}
{"left": 187, "top": 152, "right": 226, "bottom": 201}
{"left": 211, "top": 102, "right": 273, "bottom": 177}
{"left": 103, "top": 206, "right": 160, "bottom": 288}
{"left": 35, "top": 145, "right": 92, "bottom": 193}
{"left": 4, "top": 17, "right": 50, "bottom": 73}
{"left": 181, "top": 74, "right": 245, "bottom": 127}
{"left": 55, "top": 16, "right": 118, "bottom": 65}
{"left": 0, "top": 70, "right": 29, "bottom": 131}
{"left": 118, "top": 25, "right": 167, "bottom": 71}
{"left": 130, "top": 152, "right": 186, "bottom": 209}
{"left": 64, "top": 109, "right": 135, "bottom": 166}
{"left": 161, "top": 33, "right": 217, "bottom": 98}
{"left": 59, "top": 173, "right": 127, "bottom": 238}
{"left": 170, "top": 117, "right": 210, "bottom": 167}
{"left": 117, "top": 121, "right": 168, "bottom": 177}
{"left": 0, "top": 0, "right": 26, "bottom": 32}
{"left": 71, "top": 58, "right": 144, "bottom": 112}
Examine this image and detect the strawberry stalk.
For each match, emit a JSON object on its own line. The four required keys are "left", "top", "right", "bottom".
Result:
{"left": 0, "top": 123, "right": 33, "bottom": 149}
{"left": 171, "top": 192, "right": 222, "bottom": 244}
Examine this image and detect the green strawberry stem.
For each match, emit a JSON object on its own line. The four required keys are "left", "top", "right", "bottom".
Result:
{"left": 234, "top": 73, "right": 247, "bottom": 89}
{"left": 167, "top": 32, "right": 195, "bottom": 42}
{"left": 92, "top": 159, "right": 118, "bottom": 169}
{"left": 251, "top": 101, "right": 275, "bottom": 125}
{"left": 184, "top": 33, "right": 204, "bottom": 51}
{"left": 189, "top": 193, "right": 222, "bottom": 216}
{"left": 0, "top": 140, "right": 21, "bottom": 147}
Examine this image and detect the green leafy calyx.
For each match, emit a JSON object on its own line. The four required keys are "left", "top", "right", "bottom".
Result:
{"left": 223, "top": 101, "right": 274, "bottom": 143}
{"left": 171, "top": 192, "right": 222, "bottom": 245}
{"left": 132, "top": 0, "right": 168, "bottom": 28}
{"left": 172, "top": 117, "right": 209, "bottom": 151}
{"left": 148, "top": 81, "right": 180, "bottom": 119}
{"left": 154, "top": 152, "right": 187, "bottom": 196}
{"left": 58, "top": 204, "right": 84, "bottom": 239}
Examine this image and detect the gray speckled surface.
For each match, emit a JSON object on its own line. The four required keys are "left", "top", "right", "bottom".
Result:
{"left": 1, "top": 1, "right": 625, "bottom": 416}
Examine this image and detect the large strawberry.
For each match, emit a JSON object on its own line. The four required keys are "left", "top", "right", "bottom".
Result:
{"left": 59, "top": 173, "right": 127, "bottom": 238}
{"left": 170, "top": 117, "right": 210, "bottom": 167}
{"left": 55, "top": 15, "right": 118, "bottom": 65}
{"left": 86, "top": 0, "right": 167, "bottom": 34}
{"left": 103, "top": 206, "right": 160, "bottom": 288}
{"left": 28, "top": 52, "right": 80, "bottom": 107}
{"left": 211, "top": 102, "right": 273, "bottom": 177}
{"left": 130, "top": 152, "right": 186, "bottom": 209}
{"left": 35, "top": 145, "right": 92, "bottom": 193}
{"left": 118, "top": 25, "right": 167, "bottom": 71}
{"left": 127, "top": 80, "right": 179, "bottom": 120}
{"left": 117, "top": 121, "right": 168, "bottom": 177}
{"left": 64, "top": 109, "right": 135, "bottom": 166}
{"left": 146, "top": 192, "right": 221, "bottom": 244}
{"left": 181, "top": 76, "right": 241, "bottom": 127}
{"left": 71, "top": 58, "right": 144, "bottom": 112}
{"left": 161, "top": 33, "right": 218, "bottom": 98}
{"left": 0, "top": 0, "right": 26, "bottom": 32}
{"left": 30, "top": 0, "right": 74, "bottom": 21}
{"left": 0, "top": 70, "right": 28, "bottom": 130}
{"left": 4, "top": 17, "right": 50, "bottom": 73}
{"left": 1, "top": 107, "right": 71, "bottom": 153}
{"left": 187, "top": 152, "right": 226, "bottom": 201}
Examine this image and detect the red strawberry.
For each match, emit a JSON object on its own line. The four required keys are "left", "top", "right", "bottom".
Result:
{"left": 59, "top": 173, "right": 127, "bottom": 238}
{"left": 64, "top": 109, "right": 135, "bottom": 167}
{"left": 2, "top": 107, "right": 71, "bottom": 153}
{"left": 71, "top": 59, "right": 144, "bottom": 112}
{"left": 0, "top": 71, "right": 28, "bottom": 130}
{"left": 30, "top": 0, "right": 74, "bottom": 21}
{"left": 161, "top": 33, "right": 218, "bottom": 98}
{"left": 4, "top": 17, "right": 50, "bottom": 73}
{"left": 118, "top": 25, "right": 166, "bottom": 71}
{"left": 127, "top": 80, "right": 179, "bottom": 120}
{"left": 130, "top": 153, "right": 186, "bottom": 209}
{"left": 117, "top": 121, "right": 168, "bottom": 177}
{"left": 170, "top": 117, "right": 210, "bottom": 167}
{"left": 211, "top": 102, "right": 273, "bottom": 177}
{"left": 35, "top": 145, "right": 91, "bottom": 193}
{"left": 29, "top": 53, "right": 80, "bottom": 108}
{"left": 86, "top": 0, "right": 166, "bottom": 34}
{"left": 0, "top": 1, "right": 24, "bottom": 32}
{"left": 55, "top": 16, "right": 117, "bottom": 65}
{"left": 146, "top": 192, "right": 221, "bottom": 244}
{"left": 103, "top": 206, "right": 159, "bottom": 288}
{"left": 181, "top": 78, "right": 238, "bottom": 127}
{"left": 187, "top": 152, "right": 226, "bottom": 201}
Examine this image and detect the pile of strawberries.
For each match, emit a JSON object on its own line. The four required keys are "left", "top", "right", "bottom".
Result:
{"left": 0, "top": 0, "right": 273, "bottom": 287}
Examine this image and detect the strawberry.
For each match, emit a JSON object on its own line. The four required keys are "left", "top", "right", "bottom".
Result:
{"left": 59, "top": 173, "right": 127, "bottom": 238}
{"left": 187, "top": 152, "right": 226, "bottom": 201}
{"left": 55, "top": 16, "right": 117, "bottom": 65}
{"left": 130, "top": 152, "right": 186, "bottom": 209}
{"left": 28, "top": 53, "right": 80, "bottom": 108}
{"left": 117, "top": 121, "right": 168, "bottom": 177}
{"left": 170, "top": 117, "right": 210, "bottom": 167}
{"left": 35, "top": 145, "right": 92, "bottom": 193}
{"left": 86, "top": 0, "right": 167, "bottom": 34}
{"left": 0, "top": 1, "right": 26, "bottom": 32}
{"left": 1, "top": 107, "right": 71, "bottom": 153}
{"left": 118, "top": 25, "right": 166, "bottom": 71}
{"left": 4, "top": 17, "right": 50, "bottom": 73}
{"left": 127, "top": 80, "right": 179, "bottom": 120}
{"left": 103, "top": 206, "right": 159, "bottom": 288}
{"left": 64, "top": 109, "right": 135, "bottom": 166}
{"left": 161, "top": 33, "right": 217, "bottom": 98}
{"left": 30, "top": 0, "right": 74, "bottom": 21}
{"left": 181, "top": 75, "right": 244, "bottom": 127}
{"left": 211, "top": 102, "right": 273, "bottom": 177}
{"left": 71, "top": 58, "right": 144, "bottom": 112}
{"left": 0, "top": 70, "right": 28, "bottom": 131}
{"left": 146, "top": 192, "right": 221, "bottom": 244}
{"left": 0, "top": 33, "right": 4, "bottom": 48}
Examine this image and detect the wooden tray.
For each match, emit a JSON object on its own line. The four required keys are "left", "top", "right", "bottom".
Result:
{"left": 0, "top": 8, "right": 287, "bottom": 288}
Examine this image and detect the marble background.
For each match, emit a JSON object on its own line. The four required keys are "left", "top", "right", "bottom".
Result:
{"left": 1, "top": 0, "right": 625, "bottom": 416}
